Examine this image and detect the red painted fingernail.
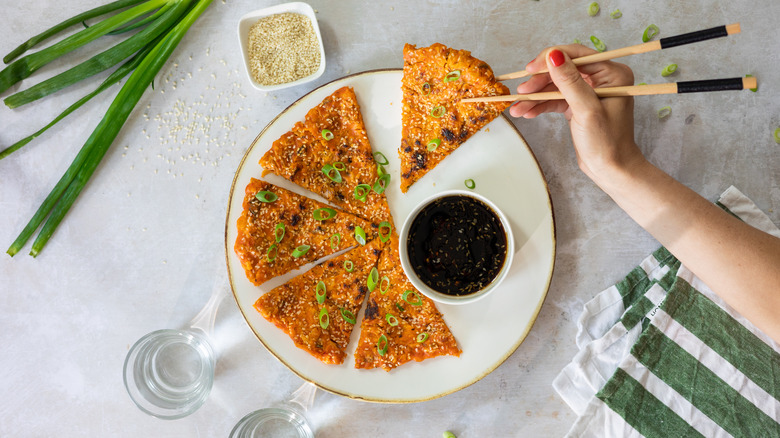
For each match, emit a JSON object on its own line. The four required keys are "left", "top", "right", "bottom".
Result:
{"left": 549, "top": 49, "right": 565, "bottom": 67}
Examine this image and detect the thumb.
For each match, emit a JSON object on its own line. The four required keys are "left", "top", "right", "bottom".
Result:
{"left": 546, "top": 49, "right": 598, "bottom": 115}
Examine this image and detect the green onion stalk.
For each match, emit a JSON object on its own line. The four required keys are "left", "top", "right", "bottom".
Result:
{"left": 2, "top": 0, "right": 214, "bottom": 256}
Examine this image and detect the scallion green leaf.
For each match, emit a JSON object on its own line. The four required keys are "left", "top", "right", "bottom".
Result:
{"left": 430, "top": 105, "right": 446, "bottom": 118}
{"left": 590, "top": 36, "right": 606, "bottom": 52}
{"left": 373, "top": 173, "right": 390, "bottom": 194}
{"left": 774, "top": 127, "right": 780, "bottom": 144}
{"left": 443, "top": 432, "right": 457, "bottom": 438}
{"left": 444, "top": 70, "right": 461, "bottom": 82}
{"left": 373, "top": 151, "right": 389, "bottom": 166}
{"left": 333, "top": 161, "right": 346, "bottom": 172}
{"left": 385, "top": 313, "right": 399, "bottom": 326}
{"left": 464, "top": 178, "right": 475, "bottom": 189}
{"left": 340, "top": 307, "right": 356, "bottom": 324}
{"left": 266, "top": 244, "right": 278, "bottom": 263}
{"left": 274, "top": 223, "right": 285, "bottom": 243}
{"left": 378, "top": 221, "right": 392, "bottom": 243}
{"left": 587, "top": 2, "right": 599, "bottom": 16}
{"left": 380, "top": 276, "right": 390, "bottom": 295}
{"left": 330, "top": 233, "right": 341, "bottom": 249}
{"left": 643, "top": 24, "right": 659, "bottom": 43}
{"left": 321, "top": 129, "right": 334, "bottom": 140}
{"left": 355, "top": 226, "right": 366, "bottom": 246}
{"left": 403, "top": 290, "right": 423, "bottom": 306}
{"left": 321, "top": 164, "right": 342, "bottom": 183}
{"left": 255, "top": 191, "right": 278, "bottom": 203}
{"left": 315, "top": 280, "right": 327, "bottom": 304}
{"left": 313, "top": 207, "right": 337, "bottom": 221}
{"left": 657, "top": 106, "right": 672, "bottom": 119}
{"left": 421, "top": 82, "right": 431, "bottom": 95}
{"left": 661, "top": 64, "right": 677, "bottom": 77}
{"left": 377, "top": 334, "right": 388, "bottom": 356}
{"left": 395, "top": 302, "right": 404, "bottom": 313}
{"left": 416, "top": 332, "right": 429, "bottom": 343}
{"left": 319, "top": 307, "right": 329, "bottom": 329}
{"left": 367, "top": 267, "right": 379, "bottom": 292}
{"left": 427, "top": 138, "right": 441, "bottom": 152}
{"left": 292, "top": 244, "right": 310, "bottom": 258}
{"left": 609, "top": 9, "right": 622, "bottom": 19}
{"left": 354, "top": 184, "right": 371, "bottom": 202}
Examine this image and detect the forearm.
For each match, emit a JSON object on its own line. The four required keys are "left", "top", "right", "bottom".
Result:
{"left": 594, "top": 153, "right": 780, "bottom": 342}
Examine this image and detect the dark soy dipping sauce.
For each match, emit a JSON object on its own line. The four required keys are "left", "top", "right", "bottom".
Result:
{"left": 407, "top": 195, "right": 508, "bottom": 296}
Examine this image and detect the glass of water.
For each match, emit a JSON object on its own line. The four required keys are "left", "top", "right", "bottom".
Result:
{"left": 229, "top": 382, "right": 317, "bottom": 438}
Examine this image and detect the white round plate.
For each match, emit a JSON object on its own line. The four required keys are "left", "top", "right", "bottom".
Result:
{"left": 225, "top": 70, "right": 556, "bottom": 403}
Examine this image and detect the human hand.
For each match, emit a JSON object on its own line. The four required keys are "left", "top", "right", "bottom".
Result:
{"left": 509, "top": 45, "right": 643, "bottom": 183}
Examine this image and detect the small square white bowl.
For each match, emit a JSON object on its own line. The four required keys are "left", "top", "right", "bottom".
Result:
{"left": 237, "top": 2, "right": 326, "bottom": 92}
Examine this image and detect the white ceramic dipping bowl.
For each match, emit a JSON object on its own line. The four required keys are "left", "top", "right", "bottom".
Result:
{"left": 399, "top": 190, "right": 514, "bottom": 305}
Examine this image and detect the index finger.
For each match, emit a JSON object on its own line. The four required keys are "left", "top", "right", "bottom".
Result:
{"left": 524, "top": 44, "right": 600, "bottom": 75}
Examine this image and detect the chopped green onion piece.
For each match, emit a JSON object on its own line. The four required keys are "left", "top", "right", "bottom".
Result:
{"left": 642, "top": 24, "right": 659, "bottom": 43}
{"left": 313, "top": 207, "right": 337, "bottom": 221}
{"left": 427, "top": 138, "right": 441, "bottom": 152}
{"left": 367, "top": 267, "right": 379, "bottom": 292}
{"left": 344, "top": 260, "right": 354, "bottom": 272}
{"left": 590, "top": 36, "right": 606, "bottom": 52}
{"left": 315, "top": 281, "right": 327, "bottom": 304}
{"left": 319, "top": 307, "right": 329, "bottom": 329}
{"left": 657, "top": 106, "right": 672, "bottom": 119}
{"left": 355, "top": 226, "right": 366, "bottom": 246}
{"left": 340, "top": 307, "right": 356, "bottom": 324}
{"left": 661, "top": 64, "right": 677, "bottom": 77}
{"left": 417, "top": 332, "right": 429, "bottom": 343}
{"left": 380, "top": 275, "right": 390, "bottom": 294}
{"left": 377, "top": 163, "right": 387, "bottom": 176}
{"left": 333, "top": 161, "right": 346, "bottom": 172}
{"left": 609, "top": 9, "right": 622, "bottom": 19}
{"left": 373, "top": 173, "right": 391, "bottom": 194}
{"left": 421, "top": 82, "right": 431, "bottom": 95}
{"left": 443, "top": 432, "right": 457, "bottom": 438}
{"left": 464, "top": 178, "right": 476, "bottom": 189}
{"left": 444, "top": 70, "right": 461, "bottom": 82}
{"left": 573, "top": 38, "right": 582, "bottom": 45}
{"left": 330, "top": 233, "right": 341, "bottom": 249}
{"left": 266, "top": 244, "right": 278, "bottom": 262}
{"left": 385, "top": 313, "right": 399, "bottom": 326}
{"left": 745, "top": 74, "right": 757, "bottom": 92}
{"left": 373, "top": 151, "right": 389, "bottom": 166}
{"left": 587, "top": 2, "right": 599, "bottom": 16}
{"left": 377, "top": 334, "right": 388, "bottom": 356}
{"left": 274, "top": 223, "right": 285, "bottom": 243}
{"left": 637, "top": 82, "right": 648, "bottom": 86}
{"left": 378, "top": 221, "right": 392, "bottom": 243}
{"left": 430, "top": 105, "right": 446, "bottom": 118}
{"left": 321, "top": 129, "right": 334, "bottom": 140}
{"left": 321, "top": 164, "right": 342, "bottom": 183}
{"left": 292, "top": 244, "right": 310, "bottom": 258}
{"left": 403, "top": 290, "right": 423, "bottom": 306}
{"left": 255, "top": 191, "right": 278, "bottom": 203}
{"left": 774, "top": 127, "right": 780, "bottom": 144}
{"left": 395, "top": 302, "right": 404, "bottom": 312}
{"left": 354, "top": 184, "right": 371, "bottom": 202}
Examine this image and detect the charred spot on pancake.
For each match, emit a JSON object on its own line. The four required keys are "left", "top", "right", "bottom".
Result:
{"left": 364, "top": 299, "right": 379, "bottom": 320}
{"left": 441, "top": 128, "right": 455, "bottom": 142}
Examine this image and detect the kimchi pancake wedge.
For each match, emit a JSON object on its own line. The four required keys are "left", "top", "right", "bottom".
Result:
{"left": 399, "top": 43, "right": 511, "bottom": 192}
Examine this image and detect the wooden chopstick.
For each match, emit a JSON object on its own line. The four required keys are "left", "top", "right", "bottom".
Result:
{"left": 495, "top": 23, "right": 741, "bottom": 81}
{"left": 461, "top": 77, "right": 756, "bottom": 103}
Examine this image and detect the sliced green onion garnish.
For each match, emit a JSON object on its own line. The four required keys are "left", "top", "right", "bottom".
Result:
{"left": 609, "top": 9, "right": 622, "bottom": 19}
{"left": 573, "top": 38, "right": 582, "bottom": 45}
{"left": 367, "top": 266, "right": 379, "bottom": 292}
{"left": 340, "top": 307, "right": 356, "bottom": 324}
{"left": 321, "top": 129, "right": 334, "bottom": 140}
{"left": 321, "top": 164, "right": 342, "bottom": 183}
{"left": 590, "top": 35, "right": 606, "bottom": 52}
{"left": 355, "top": 226, "right": 366, "bottom": 246}
{"left": 587, "top": 2, "right": 599, "bottom": 16}
{"left": 403, "top": 290, "right": 423, "bottom": 306}
{"left": 313, "top": 207, "right": 337, "bottom": 221}
{"left": 373, "top": 173, "right": 391, "bottom": 194}
{"left": 430, "top": 105, "right": 446, "bottom": 118}
{"left": 379, "top": 276, "right": 390, "bottom": 295}
{"left": 330, "top": 233, "right": 341, "bottom": 249}
{"left": 745, "top": 74, "right": 757, "bottom": 92}
{"left": 315, "top": 280, "right": 327, "bottom": 304}
{"left": 661, "top": 64, "right": 677, "bottom": 77}
{"left": 416, "top": 332, "right": 429, "bottom": 343}
{"left": 319, "top": 307, "right": 329, "bottom": 329}
{"left": 657, "top": 106, "right": 672, "bottom": 119}
{"left": 385, "top": 313, "right": 399, "bottom": 326}
{"left": 443, "top": 431, "right": 456, "bottom": 438}
{"left": 774, "top": 127, "right": 780, "bottom": 144}
{"left": 255, "top": 191, "right": 278, "bottom": 203}
{"left": 266, "top": 244, "right": 278, "bottom": 263}
{"left": 638, "top": 82, "right": 648, "bottom": 86}
{"left": 274, "top": 223, "right": 285, "bottom": 243}
{"left": 292, "top": 244, "right": 310, "bottom": 258}
{"left": 395, "top": 302, "right": 404, "bottom": 313}
{"left": 464, "top": 178, "right": 475, "bottom": 189}
{"left": 421, "top": 82, "right": 431, "bottom": 95}
{"left": 377, "top": 163, "right": 387, "bottom": 176}
{"left": 333, "top": 161, "right": 346, "bottom": 172}
{"left": 643, "top": 24, "right": 659, "bottom": 43}
{"left": 344, "top": 260, "right": 354, "bottom": 272}
{"left": 444, "top": 70, "right": 461, "bottom": 82}
{"left": 373, "top": 151, "right": 389, "bottom": 166}
{"left": 378, "top": 221, "right": 392, "bottom": 243}
{"left": 377, "top": 334, "right": 388, "bottom": 356}
{"left": 354, "top": 184, "right": 371, "bottom": 202}
{"left": 427, "top": 138, "right": 441, "bottom": 152}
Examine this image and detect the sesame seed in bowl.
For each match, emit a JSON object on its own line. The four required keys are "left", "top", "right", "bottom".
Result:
{"left": 237, "top": 2, "right": 326, "bottom": 92}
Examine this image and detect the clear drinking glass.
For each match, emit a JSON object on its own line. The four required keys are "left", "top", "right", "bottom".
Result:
{"left": 229, "top": 382, "right": 317, "bottom": 438}
{"left": 123, "top": 288, "right": 225, "bottom": 419}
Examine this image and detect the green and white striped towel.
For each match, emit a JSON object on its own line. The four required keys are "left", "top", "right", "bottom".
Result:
{"left": 554, "top": 186, "right": 780, "bottom": 437}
